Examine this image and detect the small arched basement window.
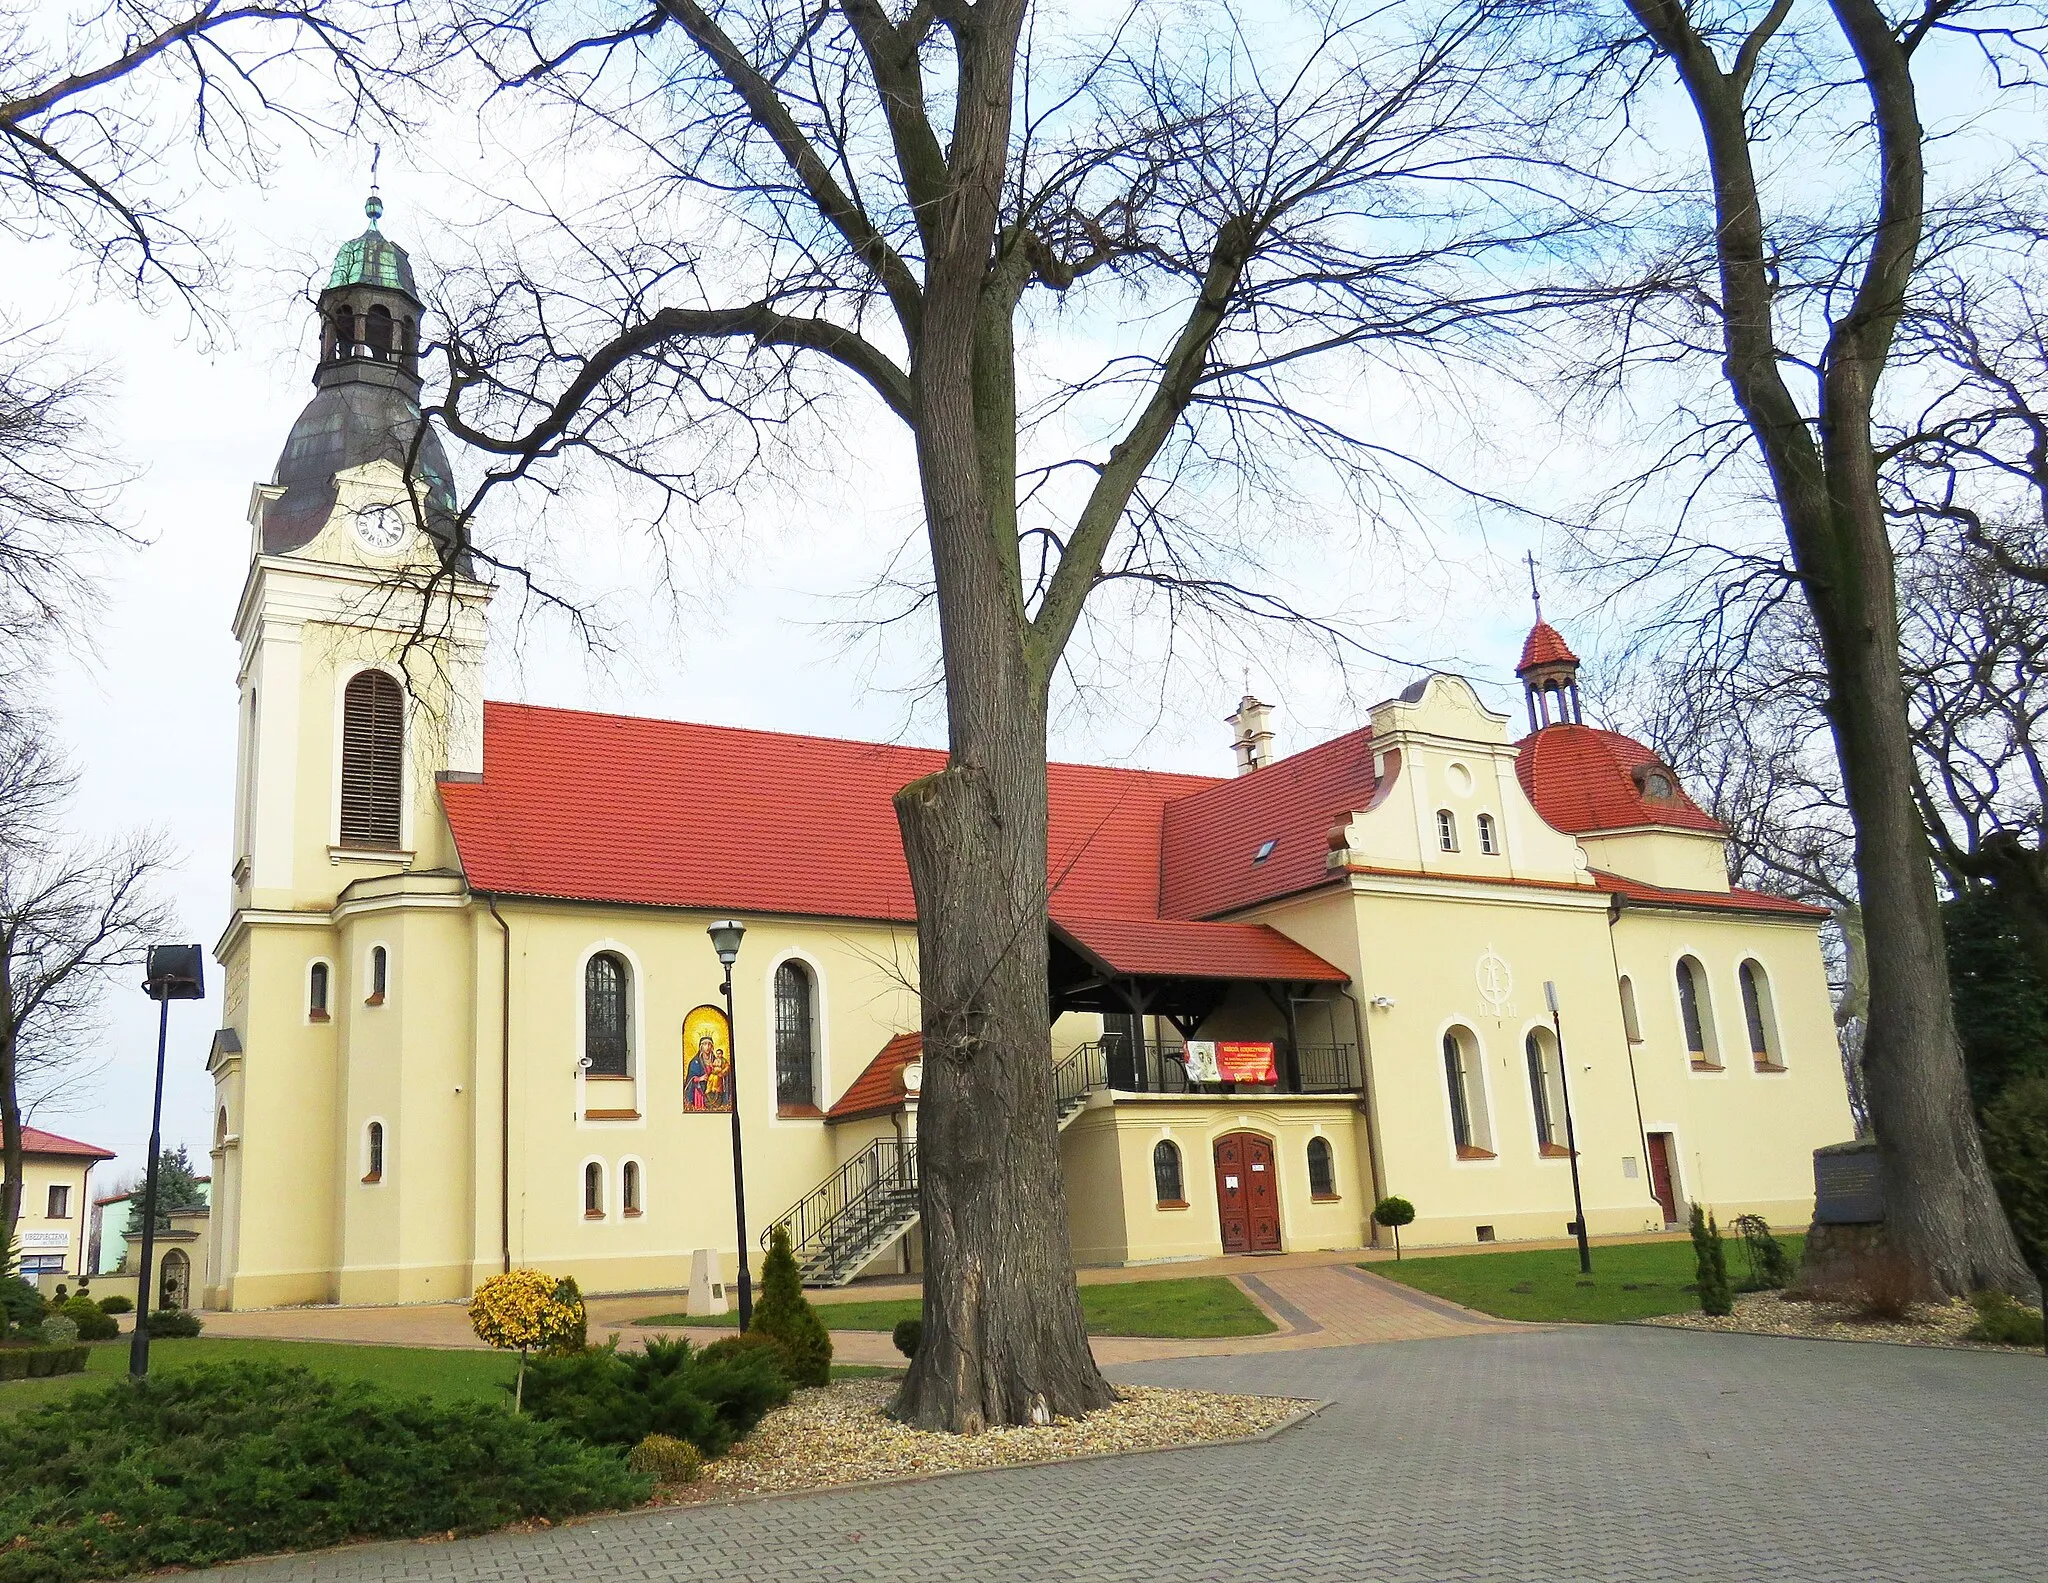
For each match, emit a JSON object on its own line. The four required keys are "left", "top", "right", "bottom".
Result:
{"left": 584, "top": 952, "right": 630, "bottom": 1076}
{"left": 622, "top": 1159, "right": 642, "bottom": 1215}
{"left": 309, "top": 961, "right": 330, "bottom": 1019}
{"left": 1740, "top": 960, "right": 1781, "bottom": 1067}
{"left": 364, "top": 1120, "right": 384, "bottom": 1183}
{"left": 1152, "top": 1139, "right": 1184, "bottom": 1205}
{"left": 338, "top": 670, "right": 404, "bottom": 849}
{"left": 1436, "top": 809, "right": 1459, "bottom": 852}
{"left": 583, "top": 1160, "right": 605, "bottom": 1218}
{"left": 774, "top": 960, "right": 817, "bottom": 1109}
{"left": 1676, "top": 956, "right": 1718, "bottom": 1066}
{"left": 1307, "top": 1136, "right": 1336, "bottom": 1198}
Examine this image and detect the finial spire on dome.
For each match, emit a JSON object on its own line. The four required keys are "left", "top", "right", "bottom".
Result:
{"left": 365, "top": 143, "right": 384, "bottom": 228}
{"left": 1526, "top": 548, "right": 1543, "bottom": 623}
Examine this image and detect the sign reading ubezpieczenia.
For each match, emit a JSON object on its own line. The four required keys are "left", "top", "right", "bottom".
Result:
{"left": 1182, "top": 1040, "right": 1276, "bottom": 1084}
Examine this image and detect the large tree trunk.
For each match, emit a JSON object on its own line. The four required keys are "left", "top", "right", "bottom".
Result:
{"left": 1, "top": 959, "right": 23, "bottom": 1256}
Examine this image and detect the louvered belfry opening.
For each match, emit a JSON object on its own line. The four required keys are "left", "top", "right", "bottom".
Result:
{"left": 339, "top": 670, "right": 404, "bottom": 848}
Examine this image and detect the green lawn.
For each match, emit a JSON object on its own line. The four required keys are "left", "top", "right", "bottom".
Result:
{"left": 0, "top": 1338, "right": 899, "bottom": 1419}
{"left": 1371, "top": 1234, "right": 1805, "bottom": 1323}
{"left": 637, "top": 1275, "right": 1277, "bottom": 1339}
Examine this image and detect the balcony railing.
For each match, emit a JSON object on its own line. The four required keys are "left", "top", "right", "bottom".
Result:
{"left": 1095, "top": 1035, "right": 1360, "bottom": 1096}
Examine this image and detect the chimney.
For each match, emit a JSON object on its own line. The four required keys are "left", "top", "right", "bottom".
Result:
{"left": 1226, "top": 694, "right": 1276, "bottom": 775}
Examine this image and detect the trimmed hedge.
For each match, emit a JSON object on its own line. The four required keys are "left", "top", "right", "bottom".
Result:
{"left": 0, "top": 1363, "right": 648, "bottom": 1583}
{"left": 0, "top": 1344, "right": 90, "bottom": 1380}
{"left": 141, "top": 1308, "right": 202, "bottom": 1339}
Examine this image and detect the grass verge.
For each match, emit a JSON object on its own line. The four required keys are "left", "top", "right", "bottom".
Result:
{"left": 1371, "top": 1234, "right": 1806, "bottom": 1323}
{"left": 636, "top": 1275, "right": 1277, "bottom": 1338}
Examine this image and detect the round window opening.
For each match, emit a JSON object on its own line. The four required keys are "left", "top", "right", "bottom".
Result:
{"left": 1445, "top": 762, "right": 1475, "bottom": 796}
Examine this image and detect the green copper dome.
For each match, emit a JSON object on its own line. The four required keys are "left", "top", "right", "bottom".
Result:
{"left": 326, "top": 193, "right": 418, "bottom": 299}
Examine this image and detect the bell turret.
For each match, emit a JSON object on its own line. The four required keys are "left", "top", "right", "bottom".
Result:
{"left": 1517, "top": 554, "right": 1584, "bottom": 731}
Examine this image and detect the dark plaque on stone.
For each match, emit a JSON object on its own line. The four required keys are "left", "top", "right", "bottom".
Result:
{"left": 1813, "top": 1138, "right": 1884, "bottom": 1225}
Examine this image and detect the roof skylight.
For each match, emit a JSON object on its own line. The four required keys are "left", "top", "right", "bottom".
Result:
{"left": 1253, "top": 839, "right": 1278, "bottom": 863}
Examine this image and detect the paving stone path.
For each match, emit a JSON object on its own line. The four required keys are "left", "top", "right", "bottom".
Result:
{"left": 196, "top": 1325, "right": 2047, "bottom": 1583}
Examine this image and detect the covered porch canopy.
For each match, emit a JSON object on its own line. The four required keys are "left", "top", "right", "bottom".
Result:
{"left": 1048, "top": 916, "right": 1360, "bottom": 1095}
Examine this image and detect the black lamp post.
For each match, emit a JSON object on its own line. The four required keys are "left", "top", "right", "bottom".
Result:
{"left": 708, "top": 919, "right": 753, "bottom": 1329}
{"left": 131, "top": 944, "right": 205, "bottom": 1379}
{"left": 1545, "top": 979, "right": 1593, "bottom": 1275}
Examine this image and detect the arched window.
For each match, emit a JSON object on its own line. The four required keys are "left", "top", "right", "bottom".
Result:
{"left": 330, "top": 302, "right": 355, "bottom": 356}
{"left": 1152, "top": 1139, "right": 1184, "bottom": 1205}
{"left": 1307, "top": 1136, "right": 1336, "bottom": 1198}
{"left": 621, "top": 1159, "right": 643, "bottom": 1215}
{"left": 1436, "top": 809, "right": 1459, "bottom": 851}
{"left": 309, "top": 961, "right": 330, "bottom": 1019}
{"left": 583, "top": 1160, "right": 605, "bottom": 1218}
{"left": 364, "top": 1120, "right": 384, "bottom": 1182}
{"left": 1618, "top": 975, "right": 1642, "bottom": 1043}
{"left": 1740, "top": 961, "right": 1781, "bottom": 1067}
{"left": 1443, "top": 1028, "right": 1492, "bottom": 1156}
{"left": 1476, "top": 813, "right": 1499, "bottom": 855}
{"left": 774, "top": 960, "right": 817, "bottom": 1109}
{"left": 366, "top": 303, "right": 395, "bottom": 356}
{"left": 339, "top": 670, "right": 404, "bottom": 849}
{"left": 1676, "top": 956, "right": 1718, "bottom": 1066}
{"left": 1525, "top": 1028, "right": 1567, "bottom": 1153}
{"left": 584, "top": 952, "right": 630, "bottom": 1076}
{"left": 367, "top": 946, "right": 388, "bottom": 1004}
{"left": 215, "top": 1107, "right": 228, "bottom": 1148}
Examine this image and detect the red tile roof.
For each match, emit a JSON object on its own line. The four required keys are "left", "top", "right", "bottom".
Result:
{"left": 828, "top": 1032, "right": 921, "bottom": 1120}
{"left": 441, "top": 703, "right": 1218, "bottom": 922}
{"left": 1517, "top": 621, "right": 1579, "bottom": 672}
{"left": 22, "top": 1125, "right": 115, "bottom": 1161}
{"left": 1055, "top": 917, "right": 1349, "bottom": 982}
{"left": 1514, "top": 724, "right": 1722, "bottom": 836}
{"left": 1158, "top": 726, "right": 1381, "bottom": 920}
{"left": 1596, "top": 870, "right": 1831, "bottom": 920}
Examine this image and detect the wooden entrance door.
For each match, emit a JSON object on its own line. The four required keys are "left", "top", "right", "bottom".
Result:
{"left": 1645, "top": 1133, "right": 1680, "bottom": 1228}
{"left": 1214, "top": 1132, "right": 1282, "bottom": 1254}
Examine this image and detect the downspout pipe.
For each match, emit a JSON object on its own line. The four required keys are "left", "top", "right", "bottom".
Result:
{"left": 481, "top": 891, "right": 512, "bottom": 1275}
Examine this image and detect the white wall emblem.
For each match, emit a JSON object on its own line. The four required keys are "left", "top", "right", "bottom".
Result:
{"left": 1476, "top": 946, "right": 1513, "bottom": 1016}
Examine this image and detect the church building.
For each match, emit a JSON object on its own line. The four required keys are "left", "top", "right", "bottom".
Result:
{"left": 203, "top": 203, "right": 1854, "bottom": 1310}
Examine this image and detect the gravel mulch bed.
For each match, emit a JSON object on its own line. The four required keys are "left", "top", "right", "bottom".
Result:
{"left": 656, "top": 1380, "right": 1311, "bottom": 1505}
{"left": 1643, "top": 1290, "right": 2041, "bottom": 1352}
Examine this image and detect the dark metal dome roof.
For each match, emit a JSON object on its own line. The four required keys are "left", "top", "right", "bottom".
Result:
{"left": 262, "top": 366, "right": 459, "bottom": 557}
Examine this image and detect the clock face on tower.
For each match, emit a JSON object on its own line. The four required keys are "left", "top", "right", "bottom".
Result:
{"left": 352, "top": 503, "right": 407, "bottom": 553}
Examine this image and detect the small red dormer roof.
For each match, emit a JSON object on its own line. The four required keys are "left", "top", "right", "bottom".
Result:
{"left": 1514, "top": 723, "right": 1721, "bottom": 836}
{"left": 1517, "top": 621, "right": 1579, "bottom": 675}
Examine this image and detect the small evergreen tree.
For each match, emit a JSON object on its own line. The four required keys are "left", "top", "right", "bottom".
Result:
{"left": 1371, "top": 1196, "right": 1416, "bottom": 1260}
{"left": 1690, "top": 1204, "right": 1732, "bottom": 1316}
{"left": 748, "top": 1226, "right": 831, "bottom": 1386}
{"left": 122, "top": 1145, "right": 208, "bottom": 1236}
{"left": 1731, "top": 1214, "right": 1793, "bottom": 1291}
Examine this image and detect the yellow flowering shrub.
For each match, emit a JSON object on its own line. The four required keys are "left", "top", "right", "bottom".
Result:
{"left": 469, "top": 1269, "right": 585, "bottom": 1355}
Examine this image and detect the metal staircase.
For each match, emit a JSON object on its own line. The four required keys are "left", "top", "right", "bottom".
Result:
{"left": 767, "top": 1044, "right": 1114, "bottom": 1287}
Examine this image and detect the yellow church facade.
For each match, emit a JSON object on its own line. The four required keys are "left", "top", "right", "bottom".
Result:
{"left": 201, "top": 207, "right": 1853, "bottom": 1311}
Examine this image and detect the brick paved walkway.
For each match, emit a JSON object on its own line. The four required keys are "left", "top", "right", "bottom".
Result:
{"left": 194, "top": 1326, "right": 2046, "bottom": 1582}
{"left": 198, "top": 1256, "right": 1513, "bottom": 1363}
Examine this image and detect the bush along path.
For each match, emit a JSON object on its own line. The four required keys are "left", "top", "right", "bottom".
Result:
{"left": 0, "top": 1363, "right": 647, "bottom": 1583}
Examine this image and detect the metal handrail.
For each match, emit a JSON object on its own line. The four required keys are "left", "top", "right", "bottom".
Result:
{"left": 764, "top": 1136, "right": 916, "bottom": 1260}
{"left": 1053, "top": 1040, "right": 1112, "bottom": 1114}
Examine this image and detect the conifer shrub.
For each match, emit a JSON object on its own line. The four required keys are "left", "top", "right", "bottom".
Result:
{"left": 1690, "top": 1204, "right": 1732, "bottom": 1316}
{"left": 522, "top": 1335, "right": 791, "bottom": 1457}
{"left": 0, "top": 1363, "right": 646, "bottom": 1583}
{"left": 97, "top": 1294, "right": 133, "bottom": 1315}
{"left": 748, "top": 1226, "right": 832, "bottom": 1386}
{"left": 698, "top": 1329, "right": 795, "bottom": 1375}
{"left": 892, "top": 1317, "right": 922, "bottom": 1359}
{"left": 0, "top": 1274, "right": 43, "bottom": 1335}
{"left": 1966, "top": 1289, "right": 2045, "bottom": 1349}
{"left": 1981, "top": 1075, "right": 2048, "bottom": 1284}
{"left": 1730, "top": 1214, "right": 1794, "bottom": 1291}
{"left": 625, "top": 1432, "right": 704, "bottom": 1484}
{"left": 39, "top": 1312, "right": 79, "bottom": 1346}
{"left": 143, "top": 1307, "right": 202, "bottom": 1339}
{"left": 60, "top": 1295, "right": 119, "bottom": 1341}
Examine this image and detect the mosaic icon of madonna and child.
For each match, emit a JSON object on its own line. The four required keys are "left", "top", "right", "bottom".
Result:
{"left": 682, "top": 1004, "right": 734, "bottom": 1113}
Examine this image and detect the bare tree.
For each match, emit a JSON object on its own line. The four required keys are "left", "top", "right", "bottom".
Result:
{"left": 421, "top": 0, "right": 1594, "bottom": 1429}
{"left": 0, "top": 704, "right": 172, "bottom": 1259}
{"left": 1552, "top": 0, "right": 2041, "bottom": 1297}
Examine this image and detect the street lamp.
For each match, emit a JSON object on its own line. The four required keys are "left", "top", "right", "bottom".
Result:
{"left": 708, "top": 920, "right": 753, "bottom": 1329}
{"left": 1545, "top": 980, "right": 1593, "bottom": 1276}
{"left": 132, "top": 944, "right": 205, "bottom": 1379}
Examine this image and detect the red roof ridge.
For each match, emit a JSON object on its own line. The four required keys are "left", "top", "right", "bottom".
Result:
{"left": 21, "top": 1124, "right": 116, "bottom": 1160}
{"left": 1594, "top": 869, "right": 1830, "bottom": 919}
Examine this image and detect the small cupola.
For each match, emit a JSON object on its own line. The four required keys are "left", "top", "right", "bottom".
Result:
{"left": 1517, "top": 553, "right": 1584, "bottom": 731}
{"left": 1226, "top": 693, "right": 1276, "bottom": 775}
{"left": 316, "top": 190, "right": 423, "bottom": 388}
